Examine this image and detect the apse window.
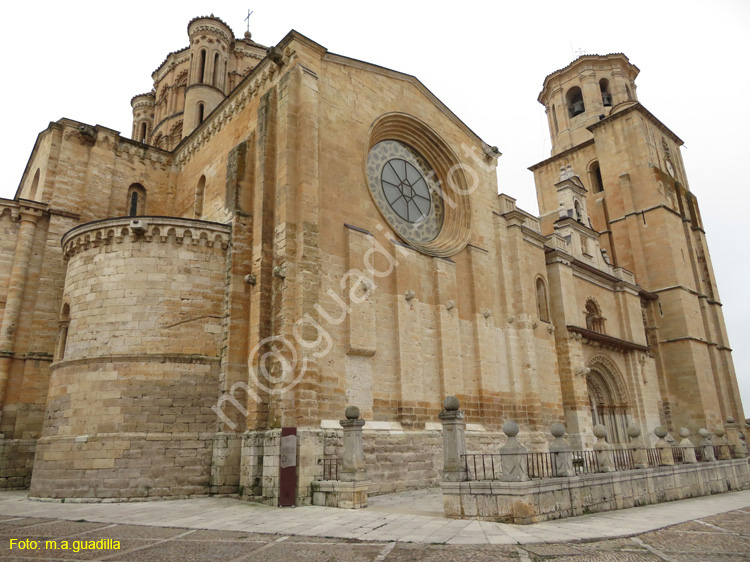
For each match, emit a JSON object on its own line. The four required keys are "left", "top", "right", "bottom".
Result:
{"left": 127, "top": 184, "right": 147, "bottom": 216}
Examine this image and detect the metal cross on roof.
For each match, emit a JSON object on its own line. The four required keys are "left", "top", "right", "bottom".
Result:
{"left": 245, "top": 9, "right": 253, "bottom": 33}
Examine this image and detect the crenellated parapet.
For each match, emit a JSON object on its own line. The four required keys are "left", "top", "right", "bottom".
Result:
{"left": 61, "top": 216, "right": 230, "bottom": 260}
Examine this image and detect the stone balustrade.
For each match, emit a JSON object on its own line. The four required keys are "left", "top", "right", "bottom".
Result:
{"left": 438, "top": 397, "right": 750, "bottom": 523}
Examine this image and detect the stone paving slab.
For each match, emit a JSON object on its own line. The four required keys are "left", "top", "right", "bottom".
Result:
{"left": 0, "top": 511, "right": 747, "bottom": 561}
{"left": 0, "top": 489, "right": 748, "bottom": 545}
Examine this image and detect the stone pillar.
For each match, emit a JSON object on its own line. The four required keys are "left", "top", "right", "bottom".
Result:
{"left": 698, "top": 428, "right": 716, "bottom": 462}
{"left": 438, "top": 396, "right": 467, "bottom": 482}
{"left": 0, "top": 208, "right": 41, "bottom": 432}
{"left": 627, "top": 425, "right": 649, "bottom": 469}
{"left": 500, "top": 420, "right": 529, "bottom": 482}
{"left": 724, "top": 417, "right": 744, "bottom": 458}
{"left": 677, "top": 427, "right": 697, "bottom": 463}
{"left": 713, "top": 428, "right": 732, "bottom": 460}
{"left": 593, "top": 424, "right": 614, "bottom": 472}
{"left": 654, "top": 426, "right": 674, "bottom": 466}
{"left": 549, "top": 422, "right": 574, "bottom": 477}
{"left": 311, "top": 406, "right": 369, "bottom": 509}
{"left": 737, "top": 434, "right": 749, "bottom": 459}
{"left": 340, "top": 406, "right": 367, "bottom": 482}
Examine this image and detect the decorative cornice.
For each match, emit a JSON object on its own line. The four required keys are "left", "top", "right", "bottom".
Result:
{"left": 52, "top": 353, "right": 221, "bottom": 370}
{"left": 151, "top": 47, "right": 190, "bottom": 81}
{"left": 130, "top": 92, "right": 155, "bottom": 108}
{"left": 528, "top": 139, "right": 596, "bottom": 172}
{"left": 587, "top": 103, "right": 684, "bottom": 146}
{"left": 190, "top": 24, "right": 232, "bottom": 45}
{"left": 568, "top": 325, "right": 650, "bottom": 352}
{"left": 61, "top": 216, "right": 230, "bottom": 260}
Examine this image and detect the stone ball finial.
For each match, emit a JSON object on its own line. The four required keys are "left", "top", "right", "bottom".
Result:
{"left": 654, "top": 426, "right": 668, "bottom": 439}
{"left": 345, "top": 405, "right": 360, "bottom": 420}
{"left": 727, "top": 417, "right": 735, "bottom": 424}
{"left": 443, "top": 396, "right": 459, "bottom": 411}
{"left": 550, "top": 422, "right": 566, "bottom": 438}
{"left": 627, "top": 425, "right": 641, "bottom": 439}
{"left": 714, "top": 428, "right": 725, "bottom": 438}
{"left": 502, "top": 420, "right": 520, "bottom": 437}
{"left": 593, "top": 424, "right": 607, "bottom": 439}
{"left": 698, "top": 428, "right": 709, "bottom": 438}
{"left": 244, "top": 31, "right": 252, "bottom": 40}
{"left": 678, "top": 427, "right": 691, "bottom": 438}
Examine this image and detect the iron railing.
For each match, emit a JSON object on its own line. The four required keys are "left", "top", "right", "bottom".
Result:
{"left": 461, "top": 445, "right": 742, "bottom": 482}
{"left": 319, "top": 457, "right": 341, "bottom": 481}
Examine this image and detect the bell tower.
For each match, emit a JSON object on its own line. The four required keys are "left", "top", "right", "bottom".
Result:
{"left": 538, "top": 54, "right": 639, "bottom": 155}
{"left": 531, "top": 54, "right": 746, "bottom": 441}
{"left": 183, "top": 15, "right": 233, "bottom": 136}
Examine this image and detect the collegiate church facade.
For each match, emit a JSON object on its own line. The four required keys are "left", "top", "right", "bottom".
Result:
{"left": 0, "top": 15, "right": 744, "bottom": 504}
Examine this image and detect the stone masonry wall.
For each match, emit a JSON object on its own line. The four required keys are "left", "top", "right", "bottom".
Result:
{"left": 29, "top": 217, "right": 230, "bottom": 499}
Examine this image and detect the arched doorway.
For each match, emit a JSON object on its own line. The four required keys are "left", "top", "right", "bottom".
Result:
{"left": 586, "top": 356, "right": 630, "bottom": 445}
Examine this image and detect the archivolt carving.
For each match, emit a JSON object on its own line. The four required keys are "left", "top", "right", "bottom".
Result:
{"left": 586, "top": 353, "right": 630, "bottom": 406}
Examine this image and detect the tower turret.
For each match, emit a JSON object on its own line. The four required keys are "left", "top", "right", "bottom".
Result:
{"left": 538, "top": 54, "right": 639, "bottom": 155}
{"left": 130, "top": 92, "right": 155, "bottom": 144}
{"left": 183, "top": 15, "right": 234, "bottom": 136}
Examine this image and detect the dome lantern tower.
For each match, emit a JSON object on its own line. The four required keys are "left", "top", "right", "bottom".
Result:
{"left": 183, "top": 15, "right": 234, "bottom": 136}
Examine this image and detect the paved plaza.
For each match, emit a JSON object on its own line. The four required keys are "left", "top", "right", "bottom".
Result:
{"left": 0, "top": 489, "right": 748, "bottom": 560}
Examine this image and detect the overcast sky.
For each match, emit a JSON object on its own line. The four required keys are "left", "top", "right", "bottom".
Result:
{"left": 1, "top": 1, "right": 748, "bottom": 420}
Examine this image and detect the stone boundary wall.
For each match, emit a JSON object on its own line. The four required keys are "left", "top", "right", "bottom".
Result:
{"left": 239, "top": 427, "right": 503, "bottom": 506}
{"left": 327, "top": 428, "right": 502, "bottom": 496}
{"left": 0, "top": 439, "right": 36, "bottom": 489}
{"left": 442, "top": 458, "right": 750, "bottom": 524}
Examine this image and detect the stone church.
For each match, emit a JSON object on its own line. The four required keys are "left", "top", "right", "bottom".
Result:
{"left": 0, "top": 15, "right": 744, "bottom": 504}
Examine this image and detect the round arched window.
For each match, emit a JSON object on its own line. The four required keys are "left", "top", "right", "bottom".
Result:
{"left": 366, "top": 140, "right": 444, "bottom": 245}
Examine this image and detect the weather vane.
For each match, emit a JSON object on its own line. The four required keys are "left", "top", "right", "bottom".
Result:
{"left": 245, "top": 9, "right": 253, "bottom": 34}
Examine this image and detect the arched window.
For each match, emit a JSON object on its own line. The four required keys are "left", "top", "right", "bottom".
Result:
{"left": 139, "top": 122, "right": 147, "bottom": 143}
{"left": 589, "top": 161, "right": 604, "bottom": 193}
{"left": 566, "top": 86, "right": 585, "bottom": 117}
{"left": 199, "top": 49, "right": 207, "bottom": 83}
{"left": 599, "top": 79, "right": 612, "bottom": 107}
{"left": 585, "top": 298, "right": 606, "bottom": 334}
{"left": 536, "top": 278, "right": 550, "bottom": 322}
{"left": 212, "top": 52, "right": 221, "bottom": 87}
{"left": 195, "top": 175, "right": 206, "bottom": 218}
{"left": 55, "top": 303, "right": 70, "bottom": 361}
{"left": 28, "top": 168, "right": 40, "bottom": 200}
{"left": 127, "top": 183, "right": 146, "bottom": 216}
{"left": 198, "top": 103, "right": 205, "bottom": 124}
